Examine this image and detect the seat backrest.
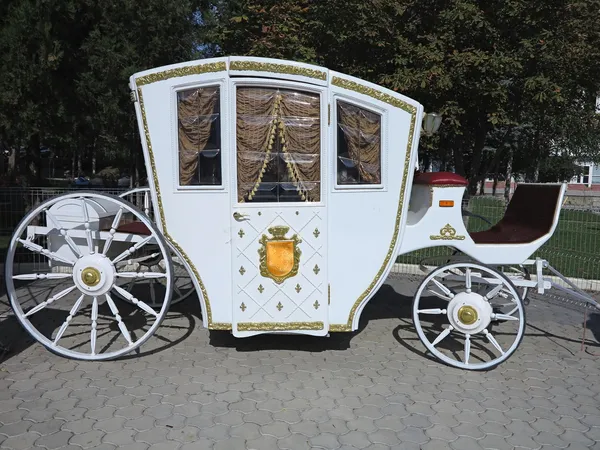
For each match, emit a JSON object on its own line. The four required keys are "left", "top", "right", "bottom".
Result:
{"left": 503, "top": 184, "right": 563, "bottom": 234}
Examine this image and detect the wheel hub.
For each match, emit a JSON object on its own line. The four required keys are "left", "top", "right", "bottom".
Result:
{"left": 73, "top": 254, "right": 115, "bottom": 296}
{"left": 447, "top": 292, "right": 492, "bottom": 334}
{"left": 81, "top": 267, "right": 101, "bottom": 287}
{"left": 457, "top": 305, "right": 478, "bottom": 325}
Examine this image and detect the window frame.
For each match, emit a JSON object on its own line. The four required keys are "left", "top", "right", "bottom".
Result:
{"left": 230, "top": 77, "right": 327, "bottom": 207}
{"left": 332, "top": 95, "right": 386, "bottom": 191}
{"left": 173, "top": 80, "right": 227, "bottom": 191}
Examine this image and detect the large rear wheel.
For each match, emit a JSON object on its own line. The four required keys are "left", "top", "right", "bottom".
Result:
{"left": 5, "top": 192, "right": 173, "bottom": 360}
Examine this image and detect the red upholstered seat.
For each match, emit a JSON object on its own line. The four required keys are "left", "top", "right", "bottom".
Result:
{"left": 116, "top": 221, "right": 152, "bottom": 236}
{"left": 413, "top": 171, "right": 468, "bottom": 187}
{"left": 470, "top": 184, "right": 562, "bottom": 245}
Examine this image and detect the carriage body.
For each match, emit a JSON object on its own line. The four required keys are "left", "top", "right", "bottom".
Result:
{"left": 129, "top": 56, "right": 424, "bottom": 336}
{"left": 8, "top": 56, "right": 581, "bottom": 368}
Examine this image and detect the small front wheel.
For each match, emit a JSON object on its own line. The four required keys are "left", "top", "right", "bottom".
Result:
{"left": 412, "top": 262, "right": 525, "bottom": 370}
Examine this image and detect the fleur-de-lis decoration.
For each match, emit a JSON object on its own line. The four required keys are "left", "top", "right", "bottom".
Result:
{"left": 313, "top": 300, "right": 320, "bottom": 310}
{"left": 295, "top": 284, "right": 302, "bottom": 293}
{"left": 313, "top": 228, "right": 320, "bottom": 238}
{"left": 313, "top": 264, "right": 320, "bottom": 275}
{"left": 276, "top": 302, "right": 283, "bottom": 311}
{"left": 238, "top": 229, "right": 245, "bottom": 238}
{"left": 239, "top": 266, "right": 246, "bottom": 275}
{"left": 240, "top": 302, "right": 247, "bottom": 312}
{"left": 258, "top": 284, "right": 264, "bottom": 293}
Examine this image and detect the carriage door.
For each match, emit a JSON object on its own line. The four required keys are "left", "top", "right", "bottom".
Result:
{"left": 231, "top": 84, "right": 328, "bottom": 336}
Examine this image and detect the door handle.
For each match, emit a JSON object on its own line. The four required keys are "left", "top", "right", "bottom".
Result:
{"left": 233, "top": 212, "right": 249, "bottom": 221}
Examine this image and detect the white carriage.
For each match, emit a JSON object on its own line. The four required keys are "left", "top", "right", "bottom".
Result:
{"left": 5, "top": 56, "right": 598, "bottom": 370}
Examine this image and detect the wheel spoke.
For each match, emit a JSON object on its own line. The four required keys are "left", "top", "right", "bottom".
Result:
{"left": 102, "top": 207, "right": 124, "bottom": 255}
{"left": 13, "top": 273, "right": 71, "bottom": 281}
{"left": 484, "top": 329, "right": 505, "bottom": 355}
{"left": 24, "top": 285, "right": 77, "bottom": 317}
{"left": 106, "top": 294, "right": 134, "bottom": 346}
{"left": 464, "top": 334, "right": 471, "bottom": 365}
{"left": 53, "top": 294, "right": 85, "bottom": 345}
{"left": 484, "top": 284, "right": 504, "bottom": 300}
{"left": 465, "top": 268, "right": 472, "bottom": 293}
{"left": 112, "top": 236, "right": 154, "bottom": 264}
{"left": 418, "top": 308, "right": 447, "bottom": 315}
{"left": 431, "top": 278, "right": 454, "bottom": 298}
{"left": 91, "top": 297, "right": 98, "bottom": 355}
{"left": 18, "top": 239, "right": 75, "bottom": 265}
{"left": 492, "top": 313, "right": 519, "bottom": 321}
{"left": 116, "top": 272, "right": 167, "bottom": 279}
{"left": 432, "top": 326, "right": 453, "bottom": 347}
{"left": 81, "top": 199, "right": 94, "bottom": 254}
{"left": 112, "top": 285, "right": 159, "bottom": 317}
{"left": 45, "top": 209, "right": 82, "bottom": 258}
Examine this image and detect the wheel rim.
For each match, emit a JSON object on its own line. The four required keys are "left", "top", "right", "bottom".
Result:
{"left": 117, "top": 188, "right": 192, "bottom": 307}
{"left": 413, "top": 262, "right": 525, "bottom": 370}
{"left": 5, "top": 192, "right": 173, "bottom": 360}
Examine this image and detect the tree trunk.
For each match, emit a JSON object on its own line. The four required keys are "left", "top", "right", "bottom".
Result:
{"left": 91, "top": 142, "right": 97, "bottom": 175}
{"left": 504, "top": 148, "right": 513, "bottom": 203}
{"left": 479, "top": 177, "right": 485, "bottom": 196}
{"left": 468, "top": 125, "right": 488, "bottom": 195}
{"left": 71, "top": 151, "right": 75, "bottom": 178}
{"left": 492, "top": 174, "right": 498, "bottom": 196}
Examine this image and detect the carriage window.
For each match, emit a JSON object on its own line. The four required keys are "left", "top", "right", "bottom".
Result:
{"left": 236, "top": 87, "right": 321, "bottom": 203}
{"left": 177, "top": 86, "right": 221, "bottom": 186}
{"left": 336, "top": 100, "right": 381, "bottom": 185}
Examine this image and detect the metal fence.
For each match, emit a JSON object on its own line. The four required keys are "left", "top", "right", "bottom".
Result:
{"left": 2, "top": 187, "right": 600, "bottom": 292}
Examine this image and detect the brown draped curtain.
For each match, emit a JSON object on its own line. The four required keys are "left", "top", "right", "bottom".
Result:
{"left": 178, "top": 86, "right": 219, "bottom": 185}
{"left": 337, "top": 101, "right": 381, "bottom": 184}
{"left": 236, "top": 87, "right": 321, "bottom": 202}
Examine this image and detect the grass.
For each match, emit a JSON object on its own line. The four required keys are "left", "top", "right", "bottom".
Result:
{"left": 397, "top": 196, "right": 600, "bottom": 280}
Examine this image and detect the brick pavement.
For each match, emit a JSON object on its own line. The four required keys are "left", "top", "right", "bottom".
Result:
{"left": 0, "top": 275, "right": 599, "bottom": 449}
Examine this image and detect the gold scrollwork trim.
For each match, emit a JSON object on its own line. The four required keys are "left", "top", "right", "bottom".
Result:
{"left": 136, "top": 62, "right": 227, "bottom": 86}
{"left": 230, "top": 60, "right": 327, "bottom": 80}
{"left": 237, "top": 322, "right": 324, "bottom": 331}
{"left": 331, "top": 77, "right": 417, "bottom": 116}
{"left": 430, "top": 224, "right": 466, "bottom": 241}
{"left": 138, "top": 89, "right": 228, "bottom": 330}
{"left": 333, "top": 79, "right": 418, "bottom": 330}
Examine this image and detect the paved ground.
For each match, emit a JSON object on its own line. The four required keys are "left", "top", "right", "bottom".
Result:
{"left": 0, "top": 275, "right": 599, "bottom": 450}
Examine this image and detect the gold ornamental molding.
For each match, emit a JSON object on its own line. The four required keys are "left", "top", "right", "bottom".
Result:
{"left": 430, "top": 224, "right": 466, "bottom": 241}
{"left": 258, "top": 226, "right": 302, "bottom": 284}
{"left": 136, "top": 61, "right": 227, "bottom": 86}
{"left": 237, "top": 321, "right": 324, "bottom": 331}
{"left": 229, "top": 60, "right": 327, "bottom": 81}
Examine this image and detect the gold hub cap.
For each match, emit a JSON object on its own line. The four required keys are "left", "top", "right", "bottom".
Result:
{"left": 81, "top": 267, "right": 101, "bottom": 287}
{"left": 458, "top": 305, "right": 478, "bottom": 325}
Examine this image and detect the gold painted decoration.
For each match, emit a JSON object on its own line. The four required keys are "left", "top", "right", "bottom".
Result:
{"left": 331, "top": 77, "right": 417, "bottom": 115}
{"left": 313, "top": 228, "right": 320, "bottom": 238}
{"left": 295, "top": 284, "right": 302, "bottom": 293}
{"left": 258, "top": 284, "right": 264, "bottom": 293}
{"left": 239, "top": 266, "right": 246, "bottom": 275}
{"left": 276, "top": 302, "right": 283, "bottom": 311}
{"left": 81, "top": 267, "right": 101, "bottom": 287}
{"left": 313, "top": 264, "right": 320, "bottom": 275}
{"left": 136, "top": 62, "right": 227, "bottom": 86}
{"left": 238, "top": 229, "right": 245, "bottom": 238}
{"left": 258, "top": 226, "right": 302, "bottom": 284}
{"left": 229, "top": 61, "right": 327, "bottom": 80}
{"left": 237, "top": 321, "right": 324, "bottom": 331}
{"left": 313, "top": 300, "right": 320, "bottom": 310}
{"left": 430, "top": 224, "right": 466, "bottom": 241}
{"left": 240, "top": 303, "right": 247, "bottom": 312}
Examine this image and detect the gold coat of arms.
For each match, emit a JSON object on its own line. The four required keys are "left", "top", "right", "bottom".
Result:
{"left": 258, "top": 226, "right": 302, "bottom": 284}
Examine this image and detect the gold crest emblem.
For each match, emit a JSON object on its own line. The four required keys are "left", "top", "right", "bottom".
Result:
{"left": 430, "top": 223, "right": 466, "bottom": 241}
{"left": 258, "top": 226, "right": 302, "bottom": 284}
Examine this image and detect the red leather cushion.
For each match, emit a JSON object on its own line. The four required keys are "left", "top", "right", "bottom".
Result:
{"left": 116, "top": 221, "right": 152, "bottom": 236}
{"left": 413, "top": 171, "right": 468, "bottom": 187}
